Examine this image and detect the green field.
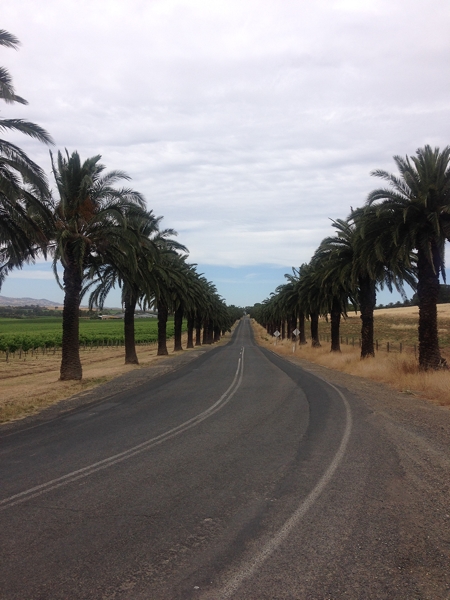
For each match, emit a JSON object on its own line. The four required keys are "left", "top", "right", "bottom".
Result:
{"left": 0, "top": 317, "right": 181, "bottom": 352}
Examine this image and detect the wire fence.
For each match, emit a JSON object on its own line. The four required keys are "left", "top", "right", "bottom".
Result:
{"left": 271, "top": 332, "right": 419, "bottom": 356}
{"left": 0, "top": 339, "right": 159, "bottom": 363}
{"left": 317, "top": 334, "right": 417, "bottom": 355}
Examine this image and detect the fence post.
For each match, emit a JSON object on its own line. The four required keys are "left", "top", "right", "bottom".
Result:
{"left": 376, "top": 340, "right": 378, "bottom": 351}
{"left": 387, "top": 341, "right": 390, "bottom": 353}
{"left": 400, "top": 342, "right": 402, "bottom": 353}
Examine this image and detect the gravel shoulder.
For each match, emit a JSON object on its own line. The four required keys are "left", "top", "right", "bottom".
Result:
{"left": 250, "top": 351, "right": 450, "bottom": 599}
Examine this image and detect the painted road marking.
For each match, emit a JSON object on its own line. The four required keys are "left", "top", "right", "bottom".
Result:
{"left": 0, "top": 348, "right": 245, "bottom": 511}
{"left": 215, "top": 380, "right": 352, "bottom": 599}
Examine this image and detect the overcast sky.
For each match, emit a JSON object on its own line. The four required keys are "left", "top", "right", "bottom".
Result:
{"left": 2, "top": 0, "right": 450, "bottom": 307}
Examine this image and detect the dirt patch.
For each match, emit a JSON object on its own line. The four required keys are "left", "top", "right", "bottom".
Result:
{"left": 0, "top": 331, "right": 233, "bottom": 426}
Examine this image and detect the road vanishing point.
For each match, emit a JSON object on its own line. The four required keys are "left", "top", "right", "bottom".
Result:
{"left": 1, "top": 318, "right": 449, "bottom": 599}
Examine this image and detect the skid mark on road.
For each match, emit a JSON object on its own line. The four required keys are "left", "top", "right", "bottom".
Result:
{"left": 0, "top": 348, "right": 245, "bottom": 511}
{"left": 213, "top": 380, "right": 353, "bottom": 600}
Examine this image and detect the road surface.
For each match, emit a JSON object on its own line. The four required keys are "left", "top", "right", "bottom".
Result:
{"left": 1, "top": 318, "right": 449, "bottom": 598}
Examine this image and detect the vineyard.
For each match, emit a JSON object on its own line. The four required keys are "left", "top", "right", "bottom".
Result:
{"left": 0, "top": 317, "right": 182, "bottom": 354}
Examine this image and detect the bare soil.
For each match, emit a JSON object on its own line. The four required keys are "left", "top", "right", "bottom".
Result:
{"left": 0, "top": 332, "right": 232, "bottom": 425}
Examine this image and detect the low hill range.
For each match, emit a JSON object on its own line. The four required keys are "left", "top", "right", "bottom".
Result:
{"left": 0, "top": 295, "right": 61, "bottom": 307}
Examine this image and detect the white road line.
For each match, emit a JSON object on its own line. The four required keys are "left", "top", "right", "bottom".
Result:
{"left": 0, "top": 347, "right": 245, "bottom": 511}
{"left": 216, "top": 381, "right": 353, "bottom": 599}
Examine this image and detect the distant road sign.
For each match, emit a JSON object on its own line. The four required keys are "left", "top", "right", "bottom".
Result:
{"left": 273, "top": 330, "right": 281, "bottom": 337}
{"left": 293, "top": 328, "right": 300, "bottom": 336}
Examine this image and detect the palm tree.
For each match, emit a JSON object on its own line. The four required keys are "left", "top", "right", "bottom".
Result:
{"left": 87, "top": 212, "right": 186, "bottom": 364}
{"left": 0, "top": 29, "right": 53, "bottom": 287}
{"left": 296, "top": 262, "right": 322, "bottom": 347}
{"left": 311, "top": 239, "right": 357, "bottom": 352}
{"left": 275, "top": 267, "right": 308, "bottom": 344}
{"left": 322, "top": 210, "right": 415, "bottom": 358}
{"left": 153, "top": 251, "right": 191, "bottom": 356}
{"left": 368, "top": 145, "right": 450, "bottom": 369}
{"left": 49, "top": 150, "right": 146, "bottom": 380}
{"left": 179, "top": 266, "right": 210, "bottom": 350}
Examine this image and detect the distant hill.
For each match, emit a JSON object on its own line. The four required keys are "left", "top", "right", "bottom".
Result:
{"left": 0, "top": 295, "right": 61, "bottom": 307}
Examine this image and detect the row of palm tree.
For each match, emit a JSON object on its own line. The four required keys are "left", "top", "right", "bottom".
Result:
{"left": 251, "top": 145, "right": 450, "bottom": 371}
{"left": 0, "top": 29, "right": 235, "bottom": 381}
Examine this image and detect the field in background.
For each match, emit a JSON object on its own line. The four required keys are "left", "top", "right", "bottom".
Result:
{"left": 253, "top": 304, "right": 450, "bottom": 407}
{"left": 314, "top": 304, "right": 450, "bottom": 352}
{"left": 0, "top": 315, "right": 189, "bottom": 423}
{"left": 0, "top": 316, "right": 182, "bottom": 353}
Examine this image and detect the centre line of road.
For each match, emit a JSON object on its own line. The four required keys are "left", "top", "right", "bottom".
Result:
{"left": 215, "top": 379, "right": 353, "bottom": 599}
{"left": 0, "top": 347, "right": 245, "bottom": 511}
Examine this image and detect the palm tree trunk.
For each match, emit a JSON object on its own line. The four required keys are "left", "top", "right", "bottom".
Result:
{"left": 157, "top": 299, "right": 169, "bottom": 356}
{"left": 124, "top": 293, "right": 138, "bottom": 365}
{"left": 213, "top": 325, "right": 221, "bottom": 342}
{"left": 417, "top": 245, "right": 445, "bottom": 369}
{"left": 202, "top": 319, "right": 208, "bottom": 344}
{"left": 299, "top": 311, "right": 307, "bottom": 344}
{"left": 204, "top": 319, "right": 214, "bottom": 344}
{"left": 289, "top": 315, "right": 296, "bottom": 340}
{"left": 281, "top": 320, "right": 286, "bottom": 340}
{"left": 187, "top": 314, "right": 195, "bottom": 348}
{"left": 173, "top": 303, "right": 184, "bottom": 351}
{"left": 359, "top": 275, "right": 376, "bottom": 359}
{"left": 195, "top": 313, "right": 202, "bottom": 346}
{"left": 330, "top": 300, "right": 341, "bottom": 352}
{"left": 310, "top": 311, "right": 321, "bottom": 347}
{"left": 208, "top": 321, "right": 215, "bottom": 344}
{"left": 289, "top": 314, "right": 297, "bottom": 342}
{"left": 60, "top": 259, "right": 83, "bottom": 380}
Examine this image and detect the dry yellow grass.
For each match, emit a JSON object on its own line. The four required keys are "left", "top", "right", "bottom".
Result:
{"left": 374, "top": 304, "right": 450, "bottom": 317}
{"left": 252, "top": 320, "right": 450, "bottom": 407}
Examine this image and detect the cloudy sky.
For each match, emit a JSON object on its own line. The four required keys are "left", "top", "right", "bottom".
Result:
{"left": 2, "top": 0, "right": 450, "bottom": 307}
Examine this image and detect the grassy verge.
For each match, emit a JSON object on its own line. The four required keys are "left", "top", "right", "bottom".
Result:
{"left": 252, "top": 319, "right": 450, "bottom": 407}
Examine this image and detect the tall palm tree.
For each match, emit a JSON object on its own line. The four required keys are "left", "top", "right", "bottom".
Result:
{"left": 323, "top": 210, "right": 414, "bottom": 358}
{"left": 296, "top": 262, "right": 322, "bottom": 347}
{"left": 49, "top": 150, "right": 146, "bottom": 380}
{"left": 368, "top": 145, "right": 450, "bottom": 369}
{"left": 177, "top": 265, "right": 210, "bottom": 350}
{"left": 311, "top": 239, "right": 357, "bottom": 352}
{"left": 0, "top": 29, "right": 53, "bottom": 287}
{"left": 87, "top": 212, "right": 186, "bottom": 364}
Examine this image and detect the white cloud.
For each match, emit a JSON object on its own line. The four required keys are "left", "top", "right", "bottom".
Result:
{"left": 2, "top": 0, "right": 450, "bottom": 304}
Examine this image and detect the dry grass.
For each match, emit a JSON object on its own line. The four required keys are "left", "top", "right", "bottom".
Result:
{"left": 374, "top": 304, "right": 450, "bottom": 317}
{"left": 315, "top": 303, "right": 450, "bottom": 349}
{"left": 252, "top": 320, "right": 450, "bottom": 407}
{"left": 0, "top": 331, "right": 233, "bottom": 424}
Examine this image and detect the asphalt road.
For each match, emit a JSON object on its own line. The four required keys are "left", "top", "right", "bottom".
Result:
{"left": 0, "top": 318, "right": 449, "bottom": 599}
